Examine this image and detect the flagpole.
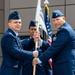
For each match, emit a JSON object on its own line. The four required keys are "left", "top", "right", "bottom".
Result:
{"left": 44, "top": 0, "right": 49, "bottom": 5}
{"left": 33, "top": 21, "right": 39, "bottom": 75}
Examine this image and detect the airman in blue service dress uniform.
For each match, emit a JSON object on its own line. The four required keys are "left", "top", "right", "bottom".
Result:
{"left": 33, "top": 10, "right": 75, "bottom": 75}
{"left": 22, "top": 20, "right": 51, "bottom": 75}
{"left": 0, "top": 11, "right": 38, "bottom": 75}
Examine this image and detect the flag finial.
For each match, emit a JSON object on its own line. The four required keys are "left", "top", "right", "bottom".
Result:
{"left": 44, "top": 0, "right": 49, "bottom": 5}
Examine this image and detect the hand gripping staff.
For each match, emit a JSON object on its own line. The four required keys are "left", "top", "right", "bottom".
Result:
{"left": 33, "top": 21, "right": 39, "bottom": 75}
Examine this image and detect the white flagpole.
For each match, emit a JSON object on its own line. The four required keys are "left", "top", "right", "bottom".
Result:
{"left": 33, "top": 0, "right": 49, "bottom": 75}
{"left": 44, "top": 0, "right": 49, "bottom": 5}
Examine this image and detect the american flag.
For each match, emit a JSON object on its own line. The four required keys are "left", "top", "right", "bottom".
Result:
{"left": 44, "top": 4, "right": 53, "bottom": 75}
{"left": 44, "top": 5, "right": 52, "bottom": 45}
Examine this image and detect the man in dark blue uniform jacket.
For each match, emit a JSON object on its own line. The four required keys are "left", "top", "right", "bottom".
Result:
{"left": 33, "top": 10, "right": 75, "bottom": 75}
{"left": 22, "top": 20, "right": 51, "bottom": 75}
{"left": 0, "top": 11, "right": 38, "bottom": 75}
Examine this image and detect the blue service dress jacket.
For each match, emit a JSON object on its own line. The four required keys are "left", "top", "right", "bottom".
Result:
{"left": 22, "top": 38, "right": 51, "bottom": 75}
{"left": 0, "top": 28, "right": 34, "bottom": 75}
{"left": 39, "top": 22, "right": 75, "bottom": 75}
